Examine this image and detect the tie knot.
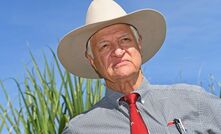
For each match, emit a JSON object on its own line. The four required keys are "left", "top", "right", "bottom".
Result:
{"left": 122, "top": 93, "right": 139, "bottom": 105}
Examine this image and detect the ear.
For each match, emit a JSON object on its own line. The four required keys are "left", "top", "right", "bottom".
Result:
{"left": 85, "top": 52, "right": 97, "bottom": 70}
{"left": 137, "top": 34, "right": 142, "bottom": 51}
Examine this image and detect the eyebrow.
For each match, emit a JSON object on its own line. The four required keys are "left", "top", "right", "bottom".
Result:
{"left": 119, "top": 33, "right": 131, "bottom": 39}
{"left": 96, "top": 32, "right": 131, "bottom": 45}
{"left": 96, "top": 40, "right": 109, "bottom": 48}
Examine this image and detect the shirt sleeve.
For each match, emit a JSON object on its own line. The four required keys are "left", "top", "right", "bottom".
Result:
{"left": 197, "top": 88, "right": 221, "bottom": 133}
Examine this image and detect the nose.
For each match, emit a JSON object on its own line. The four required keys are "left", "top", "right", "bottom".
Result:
{"left": 112, "top": 47, "right": 125, "bottom": 57}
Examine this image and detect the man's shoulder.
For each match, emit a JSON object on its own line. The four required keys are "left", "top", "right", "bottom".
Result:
{"left": 147, "top": 83, "right": 219, "bottom": 100}
{"left": 62, "top": 97, "right": 117, "bottom": 133}
{"left": 70, "top": 97, "right": 111, "bottom": 121}
{"left": 149, "top": 83, "right": 204, "bottom": 93}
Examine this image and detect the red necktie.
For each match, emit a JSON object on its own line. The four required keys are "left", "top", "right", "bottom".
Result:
{"left": 123, "top": 93, "right": 149, "bottom": 134}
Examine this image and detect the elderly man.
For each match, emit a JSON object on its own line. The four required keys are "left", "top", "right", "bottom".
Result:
{"left": 58, "top": 0, "right": 221, "bottom": 133}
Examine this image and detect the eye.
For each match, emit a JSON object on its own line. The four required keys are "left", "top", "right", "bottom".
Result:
{"left": 123, "top": 37, "right": 129, "bottom": 41}
{"left": 101, "top": 44, "right": 108, "bottom": 49}
{"left": 98, "top": 42, "right": 110, "bottom": 51}
{"left": 120, "top": 37, "right": 131, "bottom": 44}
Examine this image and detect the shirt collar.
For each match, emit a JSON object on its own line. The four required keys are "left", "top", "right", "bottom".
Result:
{"left": 105, "top": 77, "right": 150, "bottom": 107}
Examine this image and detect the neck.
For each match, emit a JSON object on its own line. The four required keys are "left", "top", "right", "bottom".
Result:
{"left": 105, "top": 70, "right": 144, "bottom": 95}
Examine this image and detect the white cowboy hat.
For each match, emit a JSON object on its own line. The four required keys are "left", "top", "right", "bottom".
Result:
{"left": 57, "top": 0, "right": 166, "bottom": 79}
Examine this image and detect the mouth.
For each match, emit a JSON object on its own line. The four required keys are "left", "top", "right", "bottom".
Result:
{"left": 112, "top": 60, "right": 130, "bottom": 68}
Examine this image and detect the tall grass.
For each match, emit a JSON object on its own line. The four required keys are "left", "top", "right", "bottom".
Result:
{"left": 206, "top": 74, "right": 221, "bottom": 98}
{"left": 0, "top": 49, "right": 104, "bottom": 134}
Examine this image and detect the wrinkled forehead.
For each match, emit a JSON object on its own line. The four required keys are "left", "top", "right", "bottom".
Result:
{"left": 90, "top": 23, "right": 133, "bottom": 42}
{"left": 95, "top": 23, "right": 131, "bottom": 34}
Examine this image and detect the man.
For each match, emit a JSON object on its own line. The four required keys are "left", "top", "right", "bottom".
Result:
{"left": 58, "top": 0, "right": 221, "bottom": 133}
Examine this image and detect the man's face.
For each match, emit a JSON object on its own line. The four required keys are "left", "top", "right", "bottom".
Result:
{"left": 87, "top": 24, "right": 142, "bottom": 81}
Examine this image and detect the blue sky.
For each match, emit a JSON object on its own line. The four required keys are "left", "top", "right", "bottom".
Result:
{"left": 0, "top": 0, "right": 220, "bottom": 133}
{"left": 0, "top": 0, "right": 221, "bottom": 100}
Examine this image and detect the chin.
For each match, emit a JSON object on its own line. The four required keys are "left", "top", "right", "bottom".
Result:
{"left": 112, "top": 69, "right": 138, "bottom": 79}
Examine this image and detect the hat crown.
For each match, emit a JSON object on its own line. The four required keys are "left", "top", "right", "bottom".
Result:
{"left": 85, "top": 0, "right": 127, "bottom": 25}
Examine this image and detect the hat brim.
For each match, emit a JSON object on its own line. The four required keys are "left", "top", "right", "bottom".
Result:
{"left": 57, "top": 9, "right": 166, "bottom": 79}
